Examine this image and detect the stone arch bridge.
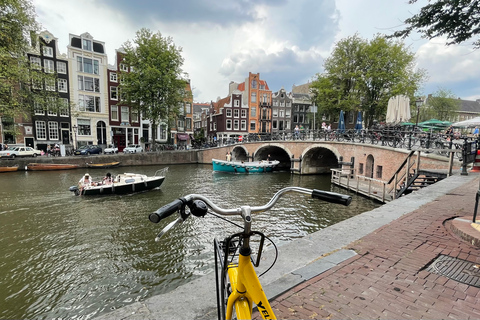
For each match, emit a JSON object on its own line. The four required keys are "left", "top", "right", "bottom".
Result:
{"left": 197, "top": 141, "right": 457, "bottom": 179}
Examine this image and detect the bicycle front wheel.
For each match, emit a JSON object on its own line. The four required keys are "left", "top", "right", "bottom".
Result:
{"left": 214, "top": 239, "right": 230, "bottom": 320}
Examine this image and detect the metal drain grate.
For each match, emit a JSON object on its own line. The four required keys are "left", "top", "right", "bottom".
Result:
{"left": 426, "top": 255, "right": 480, "bottom": 287}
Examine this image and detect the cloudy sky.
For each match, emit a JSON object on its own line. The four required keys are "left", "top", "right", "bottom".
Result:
{"left": 32, "top": 0, "right": 480, "bottom": 103}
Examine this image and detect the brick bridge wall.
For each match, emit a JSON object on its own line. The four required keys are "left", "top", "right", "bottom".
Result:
{"left": 196, "top": 141, "right": 459, "bottom": 180}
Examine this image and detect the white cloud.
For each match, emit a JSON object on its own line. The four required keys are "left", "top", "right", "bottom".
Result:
{"left": 32, "top": 0, "right": 480, "bottom": 102}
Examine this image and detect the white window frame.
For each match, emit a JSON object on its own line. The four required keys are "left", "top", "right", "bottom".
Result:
{"left": 77, "top": 119, "right": 91, "bottom": 136}
{"left": 34, "top": 101, "right": 44, "bottom": 115}
{"left": 110, "top": 86, "right": 118, "bottom": 100}
{"left": 111, "top": 105, "right": 118, "bottom": 121}
{"left": 59, "top": 98, "right": 69, "bottom": 117}
{"left": 45, "top": 78, "right": 55, "bottom": 91}
{"left": 82, "top": 39, "right": 92, "bottom": 51}
{"left": 226, "top": 109, "right": 232, "bottom": 117}
{"left": 121, "top": 106, "right": 129, "bottom": 122}
{"left": 234, "top": 109, "right": 239, "bottom": 118}
{"left": 30, "top": 56, "right": 41, "bottom": 69}
{"left": 234, "top": 120, "right": 239, "bottom": 130}
{"left": 43, "top": 46, "right": 53, "bottom": 57}
{"left": 58, "top": 79, "right": 68, "bottom": 93}
{"left": 47, "top": 97, "right": 57, "bottom": 116}
{"left": 110, "top": 72, "right": 117, "bottom": 82}
{"left": 48, "top": 121, "right": 59, "bottom": 140}
{"left": 36, "top": 121, "right": 46, "bottom": 140}
{"left": 57, "top": 61, "right": 67, "bottom": 74}
{"left": 241, "top": 109, "right": 247, "bottom": 118}
{"left": 241, "top": 120, "right": 246, "bottom": 130}
{"left": 226, "top": 119, "right": 232, "bottom": 130}
{"left": 44, "top": 59, "right": 54, "bottom": 73}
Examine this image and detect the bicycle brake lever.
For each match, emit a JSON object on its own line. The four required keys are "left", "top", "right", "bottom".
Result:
{"left": 155, "top": 217, "right": 183, "bottom": 242}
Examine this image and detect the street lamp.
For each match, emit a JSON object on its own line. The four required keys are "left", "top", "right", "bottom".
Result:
{"left": 72, "top": 125, "right": 78, "bottom": 150}
{"left": 415, "top": 98, "right": 423, "bottom": 128}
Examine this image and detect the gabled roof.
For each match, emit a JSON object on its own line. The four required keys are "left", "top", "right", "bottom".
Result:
{"left": 211, "top": 96, "right": 231, "bottom": 114}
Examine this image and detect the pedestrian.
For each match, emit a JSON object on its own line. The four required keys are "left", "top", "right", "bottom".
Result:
{"left": 226, "top": 152, "right": 231, "bottom": 162}
{"left": 474, "top": 126, "right": 479, "bottom": 137}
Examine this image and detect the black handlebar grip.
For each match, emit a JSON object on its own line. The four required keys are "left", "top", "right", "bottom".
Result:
{"left": 149, "top": 199, "right": 185, "bottom": 223}
{"left": 312, "top": 190, "right": 352, "bottom": 206}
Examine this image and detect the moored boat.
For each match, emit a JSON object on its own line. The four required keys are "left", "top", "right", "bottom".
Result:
{"left": 27, "top": 163, "right": 79, "bottom": 171}
{"left": 86, "top": 161, "right": 120, "bottom": 169}
{"left": 212, "top": 158, "right": 279, "bottom": 173}
{"left": 0, "top": 165, "right": 19, "bottom": 173}
{"left": 69, "top": 168, "right": 168, "bottom": 196}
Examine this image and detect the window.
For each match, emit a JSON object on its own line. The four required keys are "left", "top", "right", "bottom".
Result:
{"left": 30, "top": 56, "right": 41, "bottom": 69}
{"left": 226, "top": 109, "right": 232, "bottom": 117}
{"left": 110, "top": 86, "right": 118, "bottom": 100}
{"left": 286, "top": 101, "right": 291, "bottom": 107}
{"left": 59, "top": 98, "right": 69, "bottom": 116}
{"left": 241, "top": 109, "right": 247, "bottom": 118}
{"left": 272, "top": 120, "right": 277, "bottom": 129}
{"left": 226, "top": 119, "right": 232, "bottom": 130}
{"left": 234, "top": 109, "right": 239, "bottom": 118}
{"left": 111, "top": 105, "right": 118, "bottom": 120}
{"left": 44, "top": 59, "right": 54, "bottom": 73}
{"left": 131, "top": 109, "right": 139, "bottom": 123}
{"left": 234, "top": 120, "right": 239, "bottom": 130}
{"left": 280, "top": 101, "right": 285, "bottom": 107}
{"left": 48, "top": 121, "right": 59, "bottom": 140}
{"left": 234, "top": 100, "right": 240, "bottom": 107}
{"left": 121, "top": 106, "right": 129, "bottom": 122}
{"left": 241, "top": 120, "right": 246, "bottom": 130}
{"left": 376, "top": 165, "right": 383, "bottom": 179}
{"left": 359, "top": 163, "right": 364, "bottom": 175}
{"left": 250, "top": 121, "right": 256, "bottom": 131}
{"left": 185, "top": 103, "right": 191, "bottom": 114}
{"left": 120, "top": 63, "right": 128, "bottom": 72}
{"left": 110, "top": 72, "right": 117, "bottom": 82}
{"left": 36, "top": 121, "right": 46, "bottom": 140}
{"left": 82, "top": 39, "right": 92, "bottom": 51}
{"left": 57, "top": 61, "right": 67, "bottom": 74}
{"left": 285, "top": 120, "right": 291, "bottom": 129}
{"left": 260, "top": 84, "right": 265, "bottom": 90}
{"left": 45, "top": 78, "right": 55, "bottom": 91}
{"left": 186, "top": 118, "right": 192, "bottom": 129}
{"left": 77, "top": 56, "right": 99, "bottom": 74}
{"left": 47, "top": 98, "right": 56, "bottom": 115}
{"left": 77, "top": 119, "right": 91, "bottom": 135}
{"left": 34, "top": 101, "right": 44, "bottom": 115}
{"left": 279, "top": 110, "right": 285, "bottom": 117}
{"left": 263, "top": 94, "right": 268, "bottom": 103}
{"left": 78, "top": 76, "right": 100, "bottom": 92}
{"left": 273, "top": 100, "right": 278, "bottom": 106}
{"left": 43, "top": 46, "right": 53, "bottom": 57}
{"left": 251, "top": 107, "right": 256, "bottom": 117}
{"left": 251, "top": 92, "right": 257, "bottom": 103}
{"left": 78, "top": 95, "right": 100, "bottom": 112}
{"left": 58, "top": 79, "right": 68, "bottom": 92}
{"left": 286, "top": 110, "right": 291, "bottom": 118}
{"left": 272, "top": 109, "right": 278, "bottom": 117}
{"left": 252, "top": 79, "right": 257, "bottom": 88}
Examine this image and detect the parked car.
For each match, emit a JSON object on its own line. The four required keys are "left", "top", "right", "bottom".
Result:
{"left": 123, "top": 144, "right": 143, "bottom": 153}
{"left": 0, "top": 146, "right": 42, "bottom": 159}
{"left": 74, "top": 145, "right": 102, "bottom": 156}
{"left": 103, "top": 144, "right": 118, "bottom": 154}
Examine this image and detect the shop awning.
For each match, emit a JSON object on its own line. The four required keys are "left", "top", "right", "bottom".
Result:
{"left": 177, "top": 133, "right": 189, "bottom": 140}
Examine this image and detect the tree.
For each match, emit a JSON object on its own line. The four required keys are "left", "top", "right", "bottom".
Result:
{"left": 392, "top": 0, "right": 480, "bottom": 48}
{"left": 1, "top": 0, "right": 38, "bottom": 117}
{"left": 311, "top": 34, "right": 426, "bottom": 129}
{"left": 120, "top": 28, "right": 187, "bottom": 144}
{"left": 423, "top": 88, "right": 460, "bottom": 121}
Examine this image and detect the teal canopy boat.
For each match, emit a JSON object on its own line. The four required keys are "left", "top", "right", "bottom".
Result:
{"left": 212, "top": 158, "right": 280, "bottom": 173}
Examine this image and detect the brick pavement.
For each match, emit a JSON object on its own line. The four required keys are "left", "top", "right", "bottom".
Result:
{"left": 255, "top": 175, "right": 480, "bottom": 319}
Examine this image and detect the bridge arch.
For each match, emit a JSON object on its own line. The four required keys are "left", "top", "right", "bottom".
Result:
{"left": 299, "top": 144, "right": 340, "bottom": 174}
{"left": 250, "top": 143, "right": 293, "bottom": 170}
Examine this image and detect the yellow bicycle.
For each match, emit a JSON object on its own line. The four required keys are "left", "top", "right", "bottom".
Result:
{"left": 149, "top": 186, "right": 352, "bottom": 320}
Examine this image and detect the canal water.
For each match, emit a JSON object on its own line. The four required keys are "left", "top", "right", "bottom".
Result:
{"left": 0, "top": 164, "right": 381, "bottom": 320}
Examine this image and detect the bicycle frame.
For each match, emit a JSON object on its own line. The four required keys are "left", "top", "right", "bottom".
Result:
{"left": 226, "top": 254, "right": 275, "bottom": 320}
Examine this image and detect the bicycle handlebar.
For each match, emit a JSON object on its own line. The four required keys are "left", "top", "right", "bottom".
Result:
{"left": 149, "top": 187, "right": 352, "bottom": 225}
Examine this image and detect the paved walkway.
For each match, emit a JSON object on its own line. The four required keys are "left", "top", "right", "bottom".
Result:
{"left": 254, "top": 174, "right": 480, "bottom": 319}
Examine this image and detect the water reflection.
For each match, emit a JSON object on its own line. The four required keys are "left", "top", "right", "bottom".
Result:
{"left": 0, "top": 164, "right": 381, "bottom": 319}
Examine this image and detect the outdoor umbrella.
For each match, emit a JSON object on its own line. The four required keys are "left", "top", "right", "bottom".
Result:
{"left": 354, "top": 111, "right": 363, "bottom": 131}
{"left": 418, "top": 119, "right": 452, "bottom": 128}
{"left": 338, "top": 110, "right": 346, "bottom": 133}
{"left": 386, "top": 95, "right": 411, "bottom": 123}
{"left": 452, "top": 117, "right": 480, "bottom": 128}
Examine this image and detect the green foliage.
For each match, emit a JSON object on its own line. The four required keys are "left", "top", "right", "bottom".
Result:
{"left": 311, "top": 34, "right": 426, "bottom": 128}
{"left": 0, "top": 0, "right": 60, "bottom": 118}
{"left": 392, "top": 0, "right": 480, "bottom": 48}
{"left": 423, "top": 88, "right": 460, "bottom": 121}
{"left": 120, "top": 28, "right": 187, "bottom": 142}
